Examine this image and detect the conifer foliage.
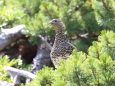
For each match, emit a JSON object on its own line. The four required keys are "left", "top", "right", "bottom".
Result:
{"left": 0, "top": 0, "right": 115, "bottom": 49}
{"left": 28, "top": 31, "right": 115, "bottom": 86}
{"left": 0, "top": 0, "right": 115, "bottom": 85}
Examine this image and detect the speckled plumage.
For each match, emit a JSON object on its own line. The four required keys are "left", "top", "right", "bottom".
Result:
{"left": 49, "top": 19, "right": 75, "bottom": 67}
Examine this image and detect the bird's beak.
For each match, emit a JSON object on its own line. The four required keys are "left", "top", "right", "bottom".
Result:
{"left": 48, "top": 21, "right": 53, "bottom": 25}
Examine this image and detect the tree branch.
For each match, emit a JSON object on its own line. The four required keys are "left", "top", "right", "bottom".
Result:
{"left": 38, "top": 35, "right": 52, "bottom": 50}
{"left": 74, "top": 0, "right": 87, "bottom": 11}
{"left": 102, "top": 0, "right": 111, "bottom": 12}
{"left": 6, "top": 67, "right": 36, "bottom": 79}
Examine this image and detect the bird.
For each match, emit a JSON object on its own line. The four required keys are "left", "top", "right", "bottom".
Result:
{"left": 49, "top": 19, "right": 75, "bottom": 67}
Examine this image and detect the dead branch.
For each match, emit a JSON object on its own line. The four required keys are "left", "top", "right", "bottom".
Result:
{"left": 0, "top": 80, "right": 13, "bottom": 86}
{"left": 38, "top": 35, "right": 52, "bottom": 50}
{"left": 0, "top": 25, "right": 25, "bottom": 51}
{"left": 6, "top": 67, "right": 36, "bottom": 79}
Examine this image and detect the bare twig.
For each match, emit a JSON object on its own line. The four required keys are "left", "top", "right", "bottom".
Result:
{"left": 78, "top": 33, "right": 89, "bottom": 38}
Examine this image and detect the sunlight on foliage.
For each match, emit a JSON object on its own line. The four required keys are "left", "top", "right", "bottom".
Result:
{"left": 0, "top": 56, "right": 21, "bottom": 82}
{"left": 0, "top": 0, "right": 112, "bottom": 51}
{"left": 28, "top": 30, "right": 115, "bottom": 86}
{"left": 0, "top": 0, "right": 25, "bottom": 25}
{"left": 0, "top": 0, "right": 115, "bottom": 85}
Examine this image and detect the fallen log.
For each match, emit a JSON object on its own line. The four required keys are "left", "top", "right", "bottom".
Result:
{"left": 0, "top": 25, "right": 54, "bottom": 84}
{"left": 31, "top": 41, "right": 54, "bottom": 75}
{"left": 0, "top": 25, "right": 25, "bottom": 51}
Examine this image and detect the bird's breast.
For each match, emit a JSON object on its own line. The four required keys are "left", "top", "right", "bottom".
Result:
{"left": 51, "top": 42, "right": 74, "bottom": 58}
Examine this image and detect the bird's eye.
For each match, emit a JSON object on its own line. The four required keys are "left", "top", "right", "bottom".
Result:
{"left": 54, "top": 20, "right": 57, "bottom": 22}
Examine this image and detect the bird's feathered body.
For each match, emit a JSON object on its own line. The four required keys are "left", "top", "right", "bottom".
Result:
{"left": 49, "top": 19, "right": 75, "bottom": 67}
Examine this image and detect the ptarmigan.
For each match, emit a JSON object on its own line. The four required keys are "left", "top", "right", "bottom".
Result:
{"left": 49, "top": 19, "right": 75, "bottom": 67}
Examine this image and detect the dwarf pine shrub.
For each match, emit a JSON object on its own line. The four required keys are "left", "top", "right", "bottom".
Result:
{"left": 0, "top": 56, "right": 21, "bottom": 82}
{"left": 28, "top": 30, "right": 115, "bottom": 86}
{"left": 1, "top": 0, "right": 115, "bottom": 51}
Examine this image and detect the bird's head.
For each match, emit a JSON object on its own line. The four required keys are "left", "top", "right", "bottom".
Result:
{"left": 49, "top": 19, "right": 65, "bottom": 31}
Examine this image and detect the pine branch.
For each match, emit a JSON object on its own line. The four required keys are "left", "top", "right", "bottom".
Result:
{"left": 102, "top": 0, "right": 111, "bottom": 12}
{"left": 74, "top": 0, "right": 87, "bottom": 11}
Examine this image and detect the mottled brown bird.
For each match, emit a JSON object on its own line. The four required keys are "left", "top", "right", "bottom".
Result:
{"left": 49, "top": 19, "right": 75, "bottom": 67}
